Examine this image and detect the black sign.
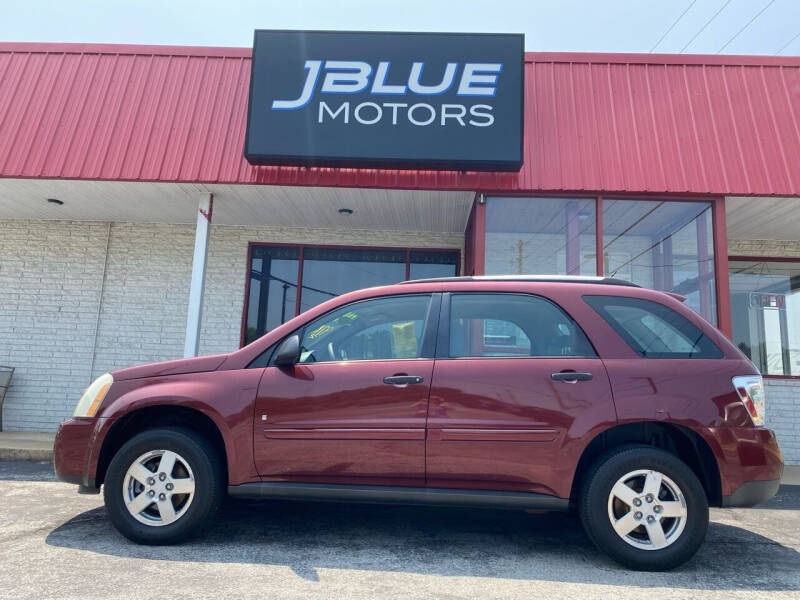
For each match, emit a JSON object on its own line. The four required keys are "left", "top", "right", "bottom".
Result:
{"left": 244, "top": 30, "right": 524, "bottom": 171}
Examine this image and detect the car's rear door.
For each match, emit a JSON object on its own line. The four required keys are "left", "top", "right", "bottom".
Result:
{"left": 426, "top": 292, "right": 615, "bottom": 496}
{"left": 254, "top": 293, "right": 439, "bottom": 486}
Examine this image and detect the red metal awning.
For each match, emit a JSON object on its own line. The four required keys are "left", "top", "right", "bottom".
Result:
{"left": 0, "top": 42, "right": 798, "bottom": 196}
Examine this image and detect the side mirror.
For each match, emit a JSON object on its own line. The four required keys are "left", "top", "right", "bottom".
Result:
{"left": 273, "top": 334, "right": 300, "bottom": 367}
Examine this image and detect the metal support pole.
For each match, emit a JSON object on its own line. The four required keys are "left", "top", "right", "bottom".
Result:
{"left": 712, "top": 197, "right": 732, "bottom": 338}
{"left": 184, "top": 194, "right": 213, "bottom": 358}
{"left": 696, "top": 209, "right": 712, "bottom": 322}
{"left": 565, "top": 200, "right": 580, "bottom": 275}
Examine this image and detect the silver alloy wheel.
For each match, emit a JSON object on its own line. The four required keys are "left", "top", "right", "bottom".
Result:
{"left": 607, "top": 469, "right": 688, "bottom": 551}
{"left": 122, "top": 449, "right": 196, "bottom": 527}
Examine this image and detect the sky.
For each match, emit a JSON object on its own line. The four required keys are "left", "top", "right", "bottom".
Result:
{"left": 0, "top": 0, "right": 798, "bottom": 55}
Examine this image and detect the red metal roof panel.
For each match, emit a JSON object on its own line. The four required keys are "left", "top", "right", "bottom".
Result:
{"left": 0, "top": 42, "right": 798, "bottom": 196}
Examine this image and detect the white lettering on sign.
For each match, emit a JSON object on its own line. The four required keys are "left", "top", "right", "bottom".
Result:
{"left": 318, "top": 101, "right": 349, "bottom": 123}
{"left": 317, "top": 100, "right": 494, "bottom": 127}
{"left": 320, "top": 61, "right": 373, "bottom": 94}
{"left": 407, "top": 62, "right": 458, "bottom": 95}
{"left": 440, "top": 104, "right": 466, "bottom": 126}
{"left": 272, "top": 60, "right": 323, "bottom": 110}
{"left": 371, "top": 62, "right": 407, "bottom": 95}
{"left": 275, "top": 60, "right": 503, "bottom": 124}
{"left": 457, "top": 63, "right": 502, "bottom": 96}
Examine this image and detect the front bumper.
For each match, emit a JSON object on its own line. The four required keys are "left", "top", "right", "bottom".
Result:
{"left": 53, "top": 418, "right": 98, "bottom": 490}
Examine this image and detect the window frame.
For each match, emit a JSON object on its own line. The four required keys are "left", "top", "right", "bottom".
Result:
{"left": 436, "top": 291, "right": 599, "bottom": 360}
{"left": 729, "top": 254, "right": 800, "bottom": 380}
{"left": 240, "top": 242, "right": 460, "bottom": 347}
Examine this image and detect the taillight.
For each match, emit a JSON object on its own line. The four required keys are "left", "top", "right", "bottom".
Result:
{"left": 732, "top": 375, "right": 765, "bottom": 426}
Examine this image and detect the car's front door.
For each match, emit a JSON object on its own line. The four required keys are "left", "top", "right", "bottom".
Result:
{"left": 254, "top": 293, "right": 439, "bottom": 486}
{"left": 426, "top": 292, "right": 616, "bottom": 496}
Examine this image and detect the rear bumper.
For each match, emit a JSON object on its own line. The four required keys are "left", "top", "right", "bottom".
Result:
{"left": 722, "top": 478, "right": 781, "bottom": 507}
{"left": 53, "top": 418, "right": 98, "bottom": 490}
{"left": 709, "top": 426, "right": 783, "bottom": 506}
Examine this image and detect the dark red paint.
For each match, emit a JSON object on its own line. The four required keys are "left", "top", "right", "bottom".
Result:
{"left": 253, "top": 360, "right": 433, "bottom": 484}
{"left": 427, "top": 357, "right": 615, "bottom": 497}
{"left": 54, "top": 279, "right": 783, "bottom": 504}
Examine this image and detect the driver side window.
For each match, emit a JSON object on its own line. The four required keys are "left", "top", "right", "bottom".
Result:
{"left": 298, "top": 295, "right": 432, "bottom": 363}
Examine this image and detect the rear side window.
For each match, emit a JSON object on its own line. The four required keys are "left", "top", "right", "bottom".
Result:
{"left": 448, "top": 293, "right": 596, "bottom": 358}
{"left": 584, "top": 295, "right": 722, "bottom": 359}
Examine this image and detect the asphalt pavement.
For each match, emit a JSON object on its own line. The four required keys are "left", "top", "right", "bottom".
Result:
{"left": 0, "top": 460, "right": 798, "bottom": 600}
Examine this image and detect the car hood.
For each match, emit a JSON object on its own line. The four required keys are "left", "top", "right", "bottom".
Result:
{"left": 111, "top": 353, "right": 229, "bottom": 381}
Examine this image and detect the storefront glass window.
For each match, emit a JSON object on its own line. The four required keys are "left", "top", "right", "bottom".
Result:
{"left": 602, "top": 199, "right": 716, "bottom": 324}
{"left": 485, "top": 197, "right": 597, "bottom": 276}
{"left": 300, "top": 248, "right": 407, "bottom": 312}
{"left": 729, "top": 260, "right": 800, "bottom": 376}
{"left": 409, "top": 250, "right": 459, "bottom": 280}
{"left": 244, "top": 245, "right": 459, "bottom": 344}
{"left": 245, "top": 246, "right": 299, "bottom": 345}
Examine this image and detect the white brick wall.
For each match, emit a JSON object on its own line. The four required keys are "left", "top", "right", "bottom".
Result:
{"left": 0, "top": 219, "right": 463, "bottom": 430}
{"left": 0, "top": 221, "right": 109, "bottom": 431}
{"left": 89, "top": 223, "right": 195, "bottom": 377}
{"left": 728, "top": 238, "right": 800, "bottom": 258}
{"left": 765, "top": 379, "right": 800, "bottom": 466}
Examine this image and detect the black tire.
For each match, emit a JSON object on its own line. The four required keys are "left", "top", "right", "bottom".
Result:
{"left": 103, "top": 427, "right": 225, "bottom": 545}
{"left": 579, "top": 445, "right": 709, "bottom": 571}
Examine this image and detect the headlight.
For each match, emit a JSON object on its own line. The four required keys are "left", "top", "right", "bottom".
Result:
{"left": 73, "top": 373, "right": 113, "bottom": 418}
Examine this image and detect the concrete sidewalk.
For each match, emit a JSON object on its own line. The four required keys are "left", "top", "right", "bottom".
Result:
{"left": 0, "top": 432, "right": 55, "bottom": 462}
{"left": 0, "top": 430, "right": 799, "bottom": 484}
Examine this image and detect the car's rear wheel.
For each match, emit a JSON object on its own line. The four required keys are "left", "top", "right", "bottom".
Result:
{"left": 103, "top": 427, "right": 224, "bottom": 544}
{"left": 579, "top": 445, "right": 708, "bottom": 570}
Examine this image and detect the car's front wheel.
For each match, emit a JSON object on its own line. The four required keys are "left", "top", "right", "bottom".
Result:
{"left": 579, "top": 445, "right": 709, "bottom": 570}
{"left": 103, "top": 427, "right": 224, "bottom": 544}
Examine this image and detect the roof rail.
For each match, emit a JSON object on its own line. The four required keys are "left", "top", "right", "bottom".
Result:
{"left": 399, "top": 275, "right": 640, "bottom": 287}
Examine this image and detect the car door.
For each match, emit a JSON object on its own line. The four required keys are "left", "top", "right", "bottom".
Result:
{"left": 426, "top": 292, "right": 616, "bottom": 496}
{"left": 254, "top": 293, "right": 439, "bottom": 486}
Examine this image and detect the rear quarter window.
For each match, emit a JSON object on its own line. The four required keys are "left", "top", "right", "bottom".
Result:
{"left": 583, "top": 295, "right": 723, "bottom": 359}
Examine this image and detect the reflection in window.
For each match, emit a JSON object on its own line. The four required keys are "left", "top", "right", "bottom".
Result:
{"left": 300, "top": 248, "right": 406, "bottom": 312}
{"left": 245, "top": 246, "right": 299, "bottom": 345}
{"left": 243, "top": 245, "right": 458, "bottom": 344}
{"left": 584, "top": 295, "right": 722, "bottom": 359}
{"left": 298, "top": 295, "right": 431, "bottom": 363}
{"left": 730, "top": 260, "right": 800, "bottom": 376}
{"left": 409, "top": 250, "right": 459, "bottom": 280}
{"left": 448, "top": 293, "right": 595, "bottom": 358}
{"left": 485, "top": 197, "right": 597, "bottom": 276}
{"left": 602, "top": 200, "right": 716, "bottom": 324}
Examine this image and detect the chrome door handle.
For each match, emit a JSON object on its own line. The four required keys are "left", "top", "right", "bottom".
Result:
{"left": 383, "top": 375, "right": 424, "bottom": 385}
{"left": 551, "top": 372, "right": 593, "bottom": 382}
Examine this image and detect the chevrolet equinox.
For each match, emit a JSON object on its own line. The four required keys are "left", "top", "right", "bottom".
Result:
{"left": 54, "top": 276, "right": 783, "bottom": 570}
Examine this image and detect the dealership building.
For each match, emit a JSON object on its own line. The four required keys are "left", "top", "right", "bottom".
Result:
{"left": 0, "top": 36, "right": 798, "bottom": 464}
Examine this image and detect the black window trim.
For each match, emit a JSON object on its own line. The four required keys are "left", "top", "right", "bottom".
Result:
{"left": 583, "top": 294, "right": 723, "bottom": 359}
{"left": 436, "top": 291, "right": 599, "bottom": 360}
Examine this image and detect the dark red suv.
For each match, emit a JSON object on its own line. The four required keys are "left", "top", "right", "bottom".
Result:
{"left": 54, "top": 276, "right": 783, "bottom": 570}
